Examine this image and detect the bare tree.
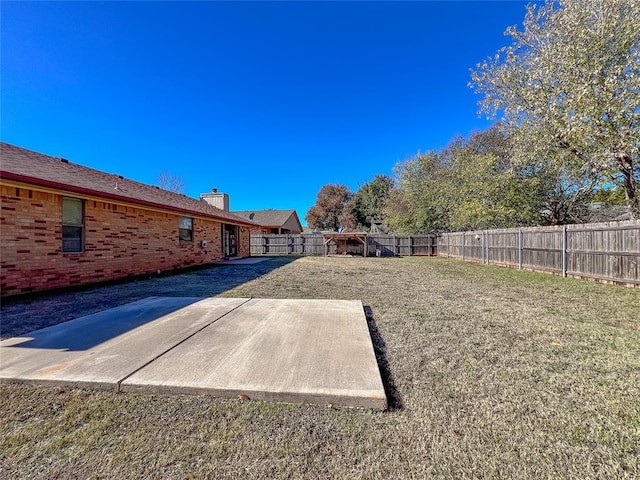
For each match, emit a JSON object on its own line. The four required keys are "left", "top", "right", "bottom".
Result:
{"left": 157, "top": 171, "right": 185, "bottom": 194}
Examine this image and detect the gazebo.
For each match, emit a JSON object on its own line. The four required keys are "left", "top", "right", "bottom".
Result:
{"left": 322, "top": 232, "right": 368, "bottom": 257}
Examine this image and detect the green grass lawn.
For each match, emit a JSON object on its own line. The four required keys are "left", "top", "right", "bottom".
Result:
{"left": 1, "top": 256, "right": 639, "bottom": 479}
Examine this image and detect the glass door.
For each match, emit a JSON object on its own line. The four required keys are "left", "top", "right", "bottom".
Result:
{"left": 223, "top": 224, "right": 237, "bottom": 257}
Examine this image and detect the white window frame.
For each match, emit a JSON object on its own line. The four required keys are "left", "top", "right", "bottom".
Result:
{"left": 179, "top": 216, "right": 193, "bottom": 242}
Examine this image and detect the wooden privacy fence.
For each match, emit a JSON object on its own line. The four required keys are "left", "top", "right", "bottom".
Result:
{"left": 369, "top": 234, "right": 437, "bottom": 256}
{"left": 437, "top": 220, "right": 640, "bottom": 286}
{"left": 251, "top": 234, "right": 324, "bottom": 256}
{"left": 250, "top": 221, "right": 638, "bottom": 285}
{"left": 250, "top": 234, "right": 437, "bottom": 257}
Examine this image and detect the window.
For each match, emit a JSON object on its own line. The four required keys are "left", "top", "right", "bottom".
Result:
{"left": 62, "top": 197, "right": 84, "bottom": 253}
{"left": 179, "top": 217, "right": 193, "bottom": 242}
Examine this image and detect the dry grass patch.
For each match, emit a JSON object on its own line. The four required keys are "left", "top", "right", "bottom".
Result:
{"left": 1, "top": 256, "right": 639, "bottom": 479}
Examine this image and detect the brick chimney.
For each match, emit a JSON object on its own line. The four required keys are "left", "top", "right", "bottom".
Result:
{"left": 200, "top": 188, "right": 229, "bottom": 211}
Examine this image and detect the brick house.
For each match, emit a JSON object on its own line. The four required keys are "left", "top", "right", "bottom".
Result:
{"left": 0, "top": 143, "right": 256, "bottom": 297}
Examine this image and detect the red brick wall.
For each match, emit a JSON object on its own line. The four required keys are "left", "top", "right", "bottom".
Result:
{"left": 238, "top": 226, "right": 251, "bottom": 258}
{"left": 1, "top": 184, "right": 250, "bottom": 296}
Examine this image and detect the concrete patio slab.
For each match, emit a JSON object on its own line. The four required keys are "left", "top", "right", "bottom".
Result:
{"left": 0, "top": 297, "right": 386, "bottom": 409}
{"left": 0, "top": 297, "right": 248, "bottom": 390}
{"left": 122, "top": 298, "right": 386, "bottom": 409}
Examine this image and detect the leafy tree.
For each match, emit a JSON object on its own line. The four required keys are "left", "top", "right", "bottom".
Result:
{"left": 593, "top": 185, "right": 627, "bottom": 206}
{"left": 515, "top": 159, "right": 595, "bottom": 226}
{"left": 439, "top": 129, "right": 545, "bottom": 230}
{"left": 384, "top": 151, "right": 448, "bottom": 234}
{"left": 470, "top": 0, "right": 640, "bottom": 218}
{"left": 384, "top": 127, "right": 563, "bottom": 233}
{"left": 507, "top": 123, "right": 598, "bottom": 225}
{"left": 349, "top": 174, "right": 394, "bottom": 231}
{"left": 305, "top": 184, "right": 353, "bottom": 232}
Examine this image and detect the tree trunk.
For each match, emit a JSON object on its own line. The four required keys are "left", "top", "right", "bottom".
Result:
{"left": 620, "top": 154, "right": 639, "bottom": 220}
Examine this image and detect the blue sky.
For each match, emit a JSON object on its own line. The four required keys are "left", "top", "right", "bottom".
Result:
{"left": 2, "top": 1, "right": 533, "bottom": 225}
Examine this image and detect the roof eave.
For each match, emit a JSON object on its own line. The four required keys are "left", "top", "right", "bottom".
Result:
{"left": 0, "top": 171, "right": 257, "bottom": 227}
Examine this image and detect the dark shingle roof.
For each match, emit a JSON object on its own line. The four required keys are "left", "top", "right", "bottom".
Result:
{"left": 233, "top": 209, "right": 301, "bottom": 229}
{"left": 0, "top": 142, "right": 255, "bottom": 226}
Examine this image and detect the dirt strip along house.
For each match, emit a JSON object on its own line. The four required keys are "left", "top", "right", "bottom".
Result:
{"left": 0, "top": 143, "right": 257, "bottom": 297}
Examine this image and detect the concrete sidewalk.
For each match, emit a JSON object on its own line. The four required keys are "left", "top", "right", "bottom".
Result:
{"left": 0, "top": 297, "right": 387, "bottom": 409}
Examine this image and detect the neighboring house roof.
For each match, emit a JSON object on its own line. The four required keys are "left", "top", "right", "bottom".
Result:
{"left": 0, "top": 142, "right": 256, "bottom": 227}
{"left": 588, "top": 203, "right": 633, "bottom": 222}
{"left": 370, "top": 219, "right": 390, "bottom": 235}
{"left": 233, "top": 209, "right": 303, "bottom": 232}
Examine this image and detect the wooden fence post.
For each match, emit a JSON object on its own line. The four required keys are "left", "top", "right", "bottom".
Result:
{"left": 486, "top": 231, "right": 490, "bottom": 265}
{"left": 482, "top": 231, "right": 486, "bottom": 264}
{"left": 562, "top": 225, "right": 567, "bottom": 277}
{"left": 518, "top": 229, "right": 523, "bottom": 270}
